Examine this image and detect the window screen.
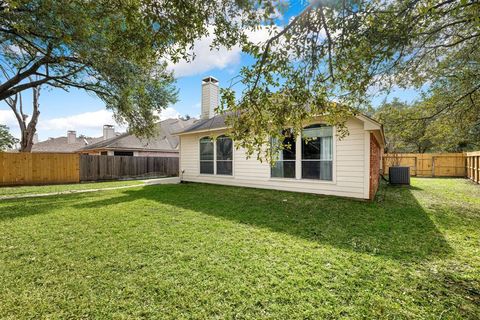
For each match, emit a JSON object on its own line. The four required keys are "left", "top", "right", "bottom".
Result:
{"left": 216, "top": 135, "right": 233, "bottom": 175}
{"left": 271, "top": 129, "right": 296, "bottom": 178}
{"left": 200, "top": 137, "right": 214, "bottom": 174}
{"left": 301, "top": 124, "right": 333, "bottom": 180}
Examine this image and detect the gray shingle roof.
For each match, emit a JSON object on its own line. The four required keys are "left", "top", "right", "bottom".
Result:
{"left": 31, "top": 136, "right": 103, "bottom": 153}
{"left": 177, "top": 112, "right": 384, "bottom": 136}
{"left": 176, "top": 113, "right": 230, "bottom": 134}
{"left": 80, "top": 118, "right": 196, "bottom": 152}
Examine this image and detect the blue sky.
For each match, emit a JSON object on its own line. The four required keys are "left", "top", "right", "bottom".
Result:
{"left": 0, "top": 1, "right": 420, "bottom": 141}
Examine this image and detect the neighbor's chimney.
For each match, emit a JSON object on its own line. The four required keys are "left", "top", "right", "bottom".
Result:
{"left": 32, "top": 133, "right": 38, "bottom": 144}
{"left": 67, "top": 130, "right": 76, "bottom": 144}
{"left": 201, "top": 76, "right": 219, "bottom": 119}
{"left": 103, "top": 124, "right": 115, "bottom": 140}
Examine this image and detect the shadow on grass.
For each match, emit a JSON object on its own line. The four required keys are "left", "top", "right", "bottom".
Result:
{"left": 66, "top": 182, "right": 453, "bottom": 262}
{"left": 0, "top": 192, "right": 112, "bottom": 221}
{"left": 0, "top": 182, "right": 452, "bottom": 261}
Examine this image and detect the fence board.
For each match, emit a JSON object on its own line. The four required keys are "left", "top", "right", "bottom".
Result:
{"left": 0, "top": 152, "right": 80, "bottom": 186}
{"left": 383, "top": 153, "right": 466, "bottom": 177}
{"left": 466, "top": 152, "right": 480, "bottom": 184}
{"left": 79, "top": 155, "right": 178, "bottom": 181}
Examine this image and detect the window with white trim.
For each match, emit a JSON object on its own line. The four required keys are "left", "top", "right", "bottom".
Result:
{"left": 301, "top": 124, "right": 333, "bottom": 180}
{"left": 199, "top": 136, "right": 214, "bottom": 174}
{"left": 271, "top": 129, "right": 296, "bottom": 178}
{"left": 216, "top": 135, "right": 233, "bottom": 175}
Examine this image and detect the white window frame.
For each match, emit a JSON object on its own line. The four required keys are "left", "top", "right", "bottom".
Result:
{"left": 300, "top": 124, "right": 335, "bottom": 182}
{"left": 216, "top": 135, "right": 233, "bottom": 176}
{"left": 269, "top": 123, "right": 336, "bottom": 184}
{"left": 270, "top": 129, "right": 297, "bottom": 179}
{"left": 199, "top": 136, "right": 214, "bottom": 175}
{"left": 198, "top": 134, "right": 234, "bottom": 177}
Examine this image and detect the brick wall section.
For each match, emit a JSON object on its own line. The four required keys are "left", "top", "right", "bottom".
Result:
{"left": 369, "top": 133, "right": 381, "bottom": 200}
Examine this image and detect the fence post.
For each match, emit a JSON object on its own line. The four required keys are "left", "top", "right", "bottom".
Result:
{"left": 431, "top": 157, "right": 435, "bottom": 177}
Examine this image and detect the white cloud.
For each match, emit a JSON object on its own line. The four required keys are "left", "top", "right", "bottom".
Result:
{"left": 38, "top": 109, "right": 124, "bottom": 132}
{"left": 167, "top": 26, "right": 281, "bottom": 78}
{"left": 39, "top": 107, "right": 181, "bottom": 133}
{"left": 0, "top": 109, "right": 17, "bottom": 127}
{"left": 159, "top": 107, "right": 181, "bottom": 120}
{"left": 167, "top": 36, "right": 242, "bottom": 78}
{"left": 0, "top": 106, "right": 181, "bottom": 141}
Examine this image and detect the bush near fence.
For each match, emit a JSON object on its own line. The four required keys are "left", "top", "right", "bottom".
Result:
{"left": 0, "top": 153, "right": 178, "bottom": 186}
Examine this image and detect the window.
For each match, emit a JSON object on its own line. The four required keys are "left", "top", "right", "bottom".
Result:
{"left": 302, "top": 124, "right": 333, "bottom": 180}
{"left": 216, "top": 135, "right": 233, "bottom": 175}
{"left": 271, "top": 129, "right": 296, "bottom": 178}
{"left": 200, "top": 137, "right": 214, "bottom": 174}
{"left": 114, "top": 151, "right": 134, "bottom": 156}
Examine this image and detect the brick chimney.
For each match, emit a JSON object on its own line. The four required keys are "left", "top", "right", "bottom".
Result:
{"left": 201, "top": 76, "right": 219, "bottom": 119}
{"left": 103, "top": 125, "right": 115, "bottom": 140}
{"left": 67, "top": 130, "right": 76, "bottom": 144}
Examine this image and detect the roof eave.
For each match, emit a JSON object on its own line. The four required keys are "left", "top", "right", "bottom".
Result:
{"left": 78, "top": 147, "right": 179, "bottom": 153}
{"left": 175, "top": 127, "right": 229, "bottom": 136}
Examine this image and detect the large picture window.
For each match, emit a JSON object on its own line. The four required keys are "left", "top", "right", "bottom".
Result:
{"left": 199, "top": 136, "right": 214, "bottom": 174}
{"left": 302, "top": 124, "right": 333, "bottom": 180}
{"left": 216, "top": 135, "right": 233, "bottom": 175}
{"left": 271, "top": 129, "right": 296, "bottom": 178}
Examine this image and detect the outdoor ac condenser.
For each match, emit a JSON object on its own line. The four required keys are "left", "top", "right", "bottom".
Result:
{"left": 389, "top": 166, "right": 411, "bottom": 185}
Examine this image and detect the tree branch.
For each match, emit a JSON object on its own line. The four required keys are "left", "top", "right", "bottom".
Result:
{"left": 411, "top": 83, "right": 480, "bottom": 121}
{"left": 319, "top": 5, "right": 334, "bottom": 82}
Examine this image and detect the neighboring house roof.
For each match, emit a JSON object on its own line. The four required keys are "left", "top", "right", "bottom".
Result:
{"left": 31, "top": 136, "right": 103, "bottom": 153}
{"left": 80, "top": 118, "right": 197, "bottom": 152}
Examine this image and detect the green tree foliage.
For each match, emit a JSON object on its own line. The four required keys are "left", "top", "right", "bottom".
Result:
{"left": 0, "top": 124, "right": 18, "bottom": 150}
{"left": 0, "top": 0, "right": 277, "bottom": 145}
{"left": 374, "top": 99, "right": 480, "bottom": 153}
{"left": 222, "top": 0, "right": 480, "bottom": 160}
{"left": 2, "top": 1, "right": 478, "bottom": 157}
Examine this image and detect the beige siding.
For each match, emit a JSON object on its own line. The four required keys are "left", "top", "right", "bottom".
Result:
{"left": 180, "top": 117, "right": 370, "bottom": 199}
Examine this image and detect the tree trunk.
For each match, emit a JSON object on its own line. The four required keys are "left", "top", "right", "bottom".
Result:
{"left": 19, "top": 86, "right": 41, "bottom": 152}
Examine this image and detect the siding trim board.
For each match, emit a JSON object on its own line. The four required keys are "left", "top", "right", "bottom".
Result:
{"left": 179, "top": 116, "right": 383, "bottom": 199}
{"left": 369, "top": 133, "right": 381, "bottom": 200}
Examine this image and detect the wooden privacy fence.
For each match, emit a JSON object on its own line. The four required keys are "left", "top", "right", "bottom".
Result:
{"left": 383, "top": 153, "right": 466, "bottom": 177}
{"left": 0, "top": 152, "right": 179, "bottom": 186}
{"left": 466, "top": 151, "right": 480, "bottom": 184}
{"left": 79, "top": 155, "right": 178, "bottom": 181}
{"left": 0, "top": 152, "right": 79, "bottom": 186}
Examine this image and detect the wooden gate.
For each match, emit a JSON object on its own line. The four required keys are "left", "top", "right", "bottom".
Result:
{"left": 383, "top": 153, "right": 466, "bottom": 177}
{"left": 79, "top": 155, "right": 178, "bottom": 181}
{"left": 466, "top": 151, "right": 480, "bottom": 184}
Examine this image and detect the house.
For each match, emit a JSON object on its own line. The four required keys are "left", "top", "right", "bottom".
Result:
{"left": 31, "top": 131, "right": 103, "bottom": 153}
{"left": 176, "top": 76, "right": 385, "bottom": 200}
{"left": 79, "top": 118, "right": 196, "bottom": 157}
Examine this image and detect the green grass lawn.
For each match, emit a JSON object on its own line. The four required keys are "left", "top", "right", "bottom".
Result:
{"left": 0, "top": 178, "right": 478, "bottom": 319}
{"left": 0, "top": 180, "right": 144, "bottom": 197}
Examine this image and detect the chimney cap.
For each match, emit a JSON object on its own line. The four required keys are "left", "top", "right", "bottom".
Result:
{"left": 103, "top": 124, "right": 114, "bottom": 128}
{"left": 67, "top": 130, "right": 76, "bottom": 134}
{"left": 202, "top": 76, "right": 219, "bottom": 84}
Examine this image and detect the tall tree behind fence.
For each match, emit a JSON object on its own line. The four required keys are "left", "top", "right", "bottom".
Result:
{"left": 382, "top": 153, "right": 466, "bottom": 177}
{"left": 466, "top": 151, "right": 480, "bottom": 184}
{"left": 79, "top": 155, "right": 178, "bottom": 181}
{"left": 0, "top": 153, "right": 79, "bottom": 186}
